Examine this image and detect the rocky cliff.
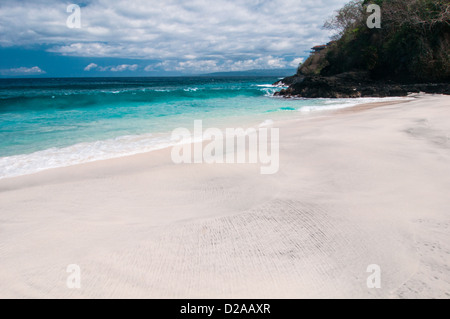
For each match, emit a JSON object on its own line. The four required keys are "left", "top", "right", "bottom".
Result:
{"left": 275, "top": 0, "right": 450, "bottom": 98}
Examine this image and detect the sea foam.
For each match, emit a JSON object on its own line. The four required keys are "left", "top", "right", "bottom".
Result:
{"left": 298, "top": 97, "right": 411, "bottom": 113}
{"left": 0, "top": 134, "right": 176, "bottom": 179}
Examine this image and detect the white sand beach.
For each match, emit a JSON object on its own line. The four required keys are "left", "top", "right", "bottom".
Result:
{"left": 0, "top": 94, "right": 449, "bottom": 299}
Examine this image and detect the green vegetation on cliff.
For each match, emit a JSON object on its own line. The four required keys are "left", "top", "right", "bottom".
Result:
{"left": 299, "top": 0, "right": 450, "bottom": 82}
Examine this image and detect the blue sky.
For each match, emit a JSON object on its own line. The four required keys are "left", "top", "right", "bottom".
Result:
{"left": 0, "top": 0, "right": 349, "bottom": 77}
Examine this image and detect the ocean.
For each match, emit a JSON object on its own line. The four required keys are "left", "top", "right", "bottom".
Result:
{"left": 0, "top": 76, "right": 405, "bottom": 179}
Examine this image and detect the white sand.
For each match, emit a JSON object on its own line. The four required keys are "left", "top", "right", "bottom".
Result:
{"left": 0, "top": 94, "right": 449, "bottom": 299}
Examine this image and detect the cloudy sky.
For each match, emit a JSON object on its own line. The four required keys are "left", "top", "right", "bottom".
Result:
{"left": 0, "top": 0, "right": 349, "bottom": 77}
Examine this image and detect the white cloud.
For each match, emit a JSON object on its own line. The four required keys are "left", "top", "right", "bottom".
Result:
{"left": 176, "top": 60, "right": 218, "bottom": 72}
{"left": 289, "top": 57, "right": 305, "bottom": 67}
{"left": 144, "top": 56, "right": 306, "bottom": 73}
{"left": 84, "top": 63, "right": 139, "bottom": 72}
{"left": 84, "top": 63, "right": 98, "bottom": 71}
{"left": 0, "top": 66, "right": 46, "bottom": 76}
{"left": 0, "top": 0, "right": 349, "bottom": 72}
{"left": 110, "top": 64, "right": 138, "bottom": 72}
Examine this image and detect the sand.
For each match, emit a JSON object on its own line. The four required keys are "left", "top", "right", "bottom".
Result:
{"left": 0, "top": 94, "right": 449, "bottom": 299}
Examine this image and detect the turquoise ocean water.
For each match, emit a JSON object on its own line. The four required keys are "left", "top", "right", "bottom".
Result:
{"left": 0, "top": 77, "right": 404, "bottom": 178}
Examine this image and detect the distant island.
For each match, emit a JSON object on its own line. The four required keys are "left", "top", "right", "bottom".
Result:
{"left": 276, "top": 0, "right": 450, "bottom": 98}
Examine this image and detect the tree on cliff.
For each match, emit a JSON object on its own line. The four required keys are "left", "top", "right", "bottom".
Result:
{"left": 303, "top": 0, "right": 450, "bottom": 82}
{"left": 323, "top": 0, "right": 365, "bottom": 39}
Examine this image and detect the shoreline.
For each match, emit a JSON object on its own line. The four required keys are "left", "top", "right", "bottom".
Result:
{"left": 1, "top": 94, "right": 449, "bottom": 298}
{"left": 0, "top": 95, "right": 413, "bottom": 181}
